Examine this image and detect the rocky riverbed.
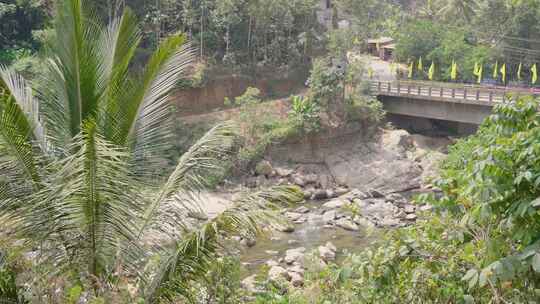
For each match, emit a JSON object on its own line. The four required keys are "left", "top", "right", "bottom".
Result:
{"left": 219, "top": 128, "right": 453, "bottom": 289}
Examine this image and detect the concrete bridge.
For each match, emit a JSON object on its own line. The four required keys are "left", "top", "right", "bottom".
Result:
{"left": 371, "top": 81, "right": 537, "bottom": 125}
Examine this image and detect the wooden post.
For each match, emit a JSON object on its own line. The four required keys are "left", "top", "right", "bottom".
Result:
{"left": 407, "top": 85, "right": 411, "bottom": 94}
{"left": 476, "top": 90, "right": 480, "bottom": 101}
{"left": 417, "top": 86, "right": 421, "bottom": 95}
{"left": 397, "top": 82, "right": 401, "bottom": 95}
{"left": 451, "top": 88, "right": 455, "bottom": 98}
{"left": 463, "top": 89, "right": 467, "bottom": 100}
{"left": 387, "top": 82, "right": 391, "bottom": 93}
{"left": 428, "top": 87, "right": 432, "bottom": 96}
{"left": 489, "top": 91, "right": 493, "bottom": 103}
{"left": 440, "top": 87, "right": 443, "bottom": 97}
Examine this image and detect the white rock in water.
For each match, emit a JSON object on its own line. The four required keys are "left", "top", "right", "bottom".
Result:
{"left": 266, "top": 260, "right": 280, "bottom": 267}
{"left": 335, "top": 218, "right": 360, "bottom": 231}
{"left": 322, "top": 210, "right": 337, "bottom": 223}
{"left": 323, "top": 199, "right": 349, "bottom": 209}
{"left": 318, "top": 245, "right": 336, "bottom": 262}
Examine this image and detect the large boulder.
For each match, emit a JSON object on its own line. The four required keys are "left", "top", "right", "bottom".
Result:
{"left": 322, "top": 210, "right": 336, "bottom": 223}
{"left": 284, "top": 247, "right": 306, "bottom": 265}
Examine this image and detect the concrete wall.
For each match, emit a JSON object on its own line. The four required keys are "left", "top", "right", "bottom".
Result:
{"left": 380, "top": 95, "right": 494, "bottom": 125}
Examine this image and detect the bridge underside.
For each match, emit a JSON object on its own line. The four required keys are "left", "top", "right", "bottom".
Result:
{"left": 379, "top": 96, "right": 494, "bottom": 125}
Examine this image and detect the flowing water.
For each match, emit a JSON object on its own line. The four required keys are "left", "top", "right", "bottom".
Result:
{"left": 239, "top": 201, "right": 380, "bottom": 273}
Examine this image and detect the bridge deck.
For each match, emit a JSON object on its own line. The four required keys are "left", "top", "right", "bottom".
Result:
{"left": 371, "top": 81, "right": 537, "bottom": 105}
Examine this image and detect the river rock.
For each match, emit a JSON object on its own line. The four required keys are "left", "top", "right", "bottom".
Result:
{"left": 289, "top": 272, "right": 304, "bottom": 287}
{"left": 292, "top": 175, "right": 306, "bottom": 187}
{"left": 273, "top": 223, "right": 295, "bottom": 233}
{"left": 405, "top": 213, "right": 417, "bottom": 220}
{"left": 286, "top": 212, "right": 304, "bottom": 221}
{"left": 419, "top": 204, "right": 433, "bottom": 212}
{"left": 403, "top": 205, "right": 416, "bottom": 213}
{"left": 288, "top": 265, "right": 304, "bottom": 275}
{"left": 294, "top": 206, "right": 310, "bottom": 214}
{"left": 287, "top": 239, "right": 299, "bottom": 245}
{"left": 303, "top": 188, "right": 314, "bottom": 199}
{"left": 284, "top": 247, "right": 306, "bottom": 265}
{"left": 368, "top": 189, "right": 385, "bottom": 198}
{"left": 335, "top": 187, "right": 350, "bottom": 196}
{"left": 379, "top": 217, "right": 401, "bottom": 227}
{"left": 265, "top": 250, "right": 279, "bottom": 256}
{"left": 312, "top": 189, "right": 328, "bottom": 200}
{"left": 275, "top": 167, "right": 294, "bottom": 177}
{"left": 323, "top": 198, "right": 348, "bottom": 209}
{"left": 335, "top": 218, "right": 360, "bottom": 231}
{"left": 322, "top": 210, "right": 336, "bottom": 223}
{"left": 268, "top": 266, "right": 290, "bottom": 282}
{"left": 307, "top": 213, "right": 323, "bottom": 222}
{"left": 304, "top": 174, "right": 319, "bottom": 184}
{"left": 318, "top": 243, "right": 336, "bottom": 262}
{"left": 255, "top": 160, "right": 274, "bottom": 176}
{"left": 326, "top": 189, "right": 336, "bottom": 198}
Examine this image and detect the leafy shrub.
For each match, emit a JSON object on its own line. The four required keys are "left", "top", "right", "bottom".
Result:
{"left": 288, "top": 95, "right": 321, "bottom": 133}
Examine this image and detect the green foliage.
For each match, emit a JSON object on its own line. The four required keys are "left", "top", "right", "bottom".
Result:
{"left": 0, "top": 0, "right": 50, "bottom": 64}
{"left": 0, "top": 1, "right": 303, "bottom": 302}
{"left": 193, "top": 257, "right": 244, "bottom": 303}
{"left": 288, "top": 95, "right": 321, "bottom": 133}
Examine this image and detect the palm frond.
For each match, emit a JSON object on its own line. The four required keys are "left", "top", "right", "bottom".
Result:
{"left": 114, "top": 35, "right": 195, "bottom": 156}
{"left": 143, "top": 186, "right": 303, "bottom": 303}
{"left": 9, "top": 122, "right": 146, "bottom": 279}
{"left": 40, "top": 0, "right": 107, "bottom": 148}
{"left": 0, "top": 68, "right": 43, "bottom": 190}
{"left": 139, "top": 122, "right": 238, "bottom": 236}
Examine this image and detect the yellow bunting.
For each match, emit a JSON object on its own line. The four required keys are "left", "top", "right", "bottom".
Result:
{"left": 418, "top": 56, "right": 423, "bottom": 71}
{"left": 500, "top": 63, "right": 506, "bottom": 84}
{"left": 367, "top": 67, "right": 374, "bottom": 79}
{"left": 408, "top": 60, "right": 413, "bottom": 79}
{"left": 518, "top": 62, "right": 523, "bottom": 81}
{"left": 493, "top": 61, "right": 498, "bottom": 79}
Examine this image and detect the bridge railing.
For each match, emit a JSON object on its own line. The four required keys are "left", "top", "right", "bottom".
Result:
{"left": 370, "top": 81, "right": 534, "bottom": 104}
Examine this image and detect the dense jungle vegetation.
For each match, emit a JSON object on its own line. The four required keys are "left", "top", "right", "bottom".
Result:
{"left": 3, "top": 0, "right": 540, "bottom": 303}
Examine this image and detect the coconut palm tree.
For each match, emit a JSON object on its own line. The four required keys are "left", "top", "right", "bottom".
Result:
{"left": 437, "top": 0, "right": 479, "bottom": 22}
{"left": 0, "top": 0, "right": 300, "bottom": 302}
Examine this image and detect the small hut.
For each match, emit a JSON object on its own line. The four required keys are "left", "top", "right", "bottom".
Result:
{"left": 367, "top": 37, "right": 395, "bottom": 61}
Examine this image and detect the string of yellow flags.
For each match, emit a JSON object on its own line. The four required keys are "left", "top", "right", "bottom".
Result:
{"left": 401, "top": 58, "right": 539, "bottom": 84}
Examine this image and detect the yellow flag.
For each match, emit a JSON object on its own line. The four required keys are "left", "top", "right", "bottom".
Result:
{"left": 367, "top": 67, "right": 374, "bottom": 79}
{"left": 532, "top": 64, "right": 538, "bottom": 84}
{"left": 408, "top": 61, "right": 414, "bottom": 79}
{"left": 418, "top": 57, "right": 423, "bottom": 71}
{"left": 473, "top": 63, "right": 483, "bottom": 84}
{"left": 493, "top": 61, "right": 498, "bottom": 79}
{"left": 450, "top": 60, "right": 457, "bottom": 80}
{"left": 500, "top": 63, "right": 506, "bottom": 84}
{"left": 518, "top": 62, "right": 523, "bottom": 81}
{"left": 428, "top": 61, "right": 435, "bottom": 80}
{"left": 354, "top": 37, "right": 359, "bottom": 45}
